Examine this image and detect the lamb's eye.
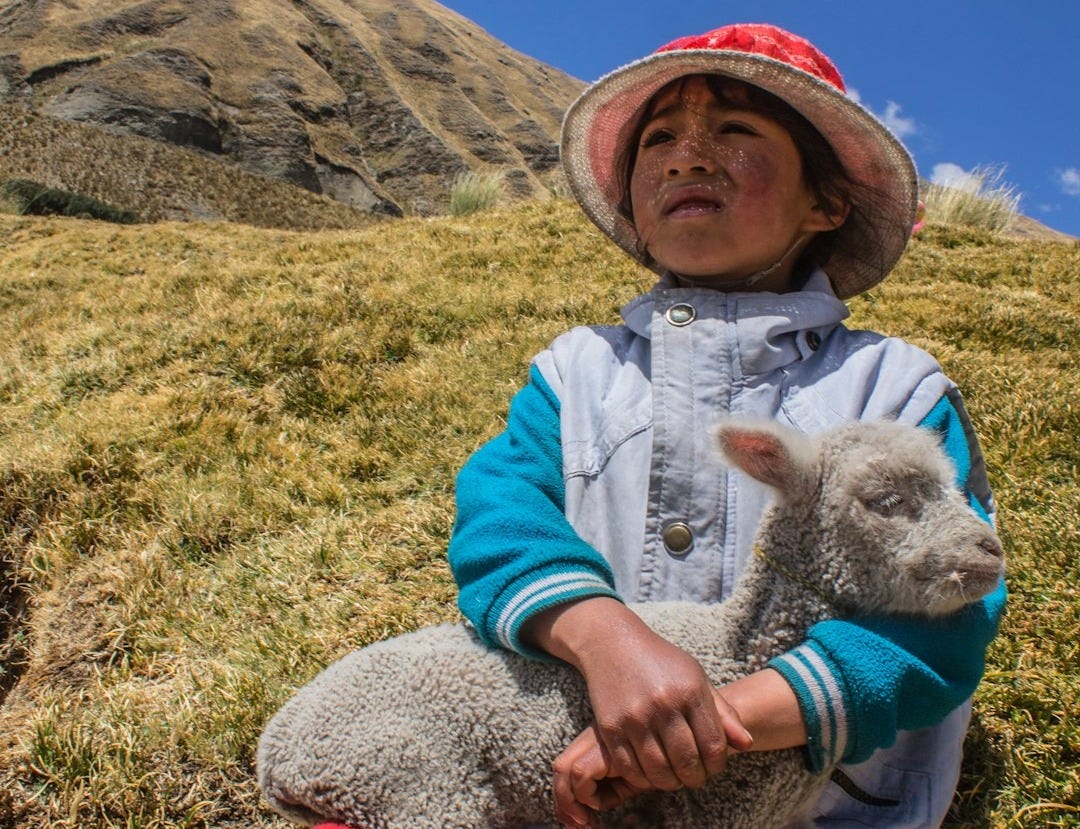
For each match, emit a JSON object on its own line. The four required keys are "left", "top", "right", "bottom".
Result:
{"left": 865, "top": 492, "right": 905, "bottom": 515}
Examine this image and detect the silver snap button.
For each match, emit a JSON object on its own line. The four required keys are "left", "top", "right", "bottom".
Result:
{"left": 665, "top": 303, "right": 696, "bottom": 326}
{"left": 662, "top": 522, "right": 694, "bottom": 556}
{"left": 806, "top": 331, "right": 821, "bottom": 351}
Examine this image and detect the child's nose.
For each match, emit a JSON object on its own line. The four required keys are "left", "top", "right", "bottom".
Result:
{"left": 666, "top": 133, "right": 719, "bottom": 178}
{"left": 666, "top": 156, "right": 717, "bottom": 178}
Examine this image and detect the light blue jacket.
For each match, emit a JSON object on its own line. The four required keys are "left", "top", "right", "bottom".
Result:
{"left": 450, "top": 271, "right": 1005, "bottom": 826}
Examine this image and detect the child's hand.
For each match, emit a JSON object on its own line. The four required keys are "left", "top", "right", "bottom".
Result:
{"left": 521, "top": 598, "right": 753, "bottom": 822}
{"left": 552, "top": 723, "right": 640, "bottom": 828}
{"left": 552, "top": 688, "right": 752, "bottom": 828}
{"left": 575, "top": 624, "right": 752, "bottom": 794}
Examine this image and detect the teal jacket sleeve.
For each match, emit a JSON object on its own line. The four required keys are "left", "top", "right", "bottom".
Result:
{"left": 769, "top": 392, "right": 1007, "bottom": 771}
{"left": 448, "top": 364, "right": 620, "bottom": 657}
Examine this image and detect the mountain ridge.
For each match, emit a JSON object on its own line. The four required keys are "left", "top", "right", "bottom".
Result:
{"left": 0, "top": 0, "right": 585, "bottom": 216}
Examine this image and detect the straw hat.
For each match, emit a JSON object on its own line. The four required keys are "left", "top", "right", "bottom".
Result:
{"left": 560, "top": 23, "right": 919, "bottom": 298}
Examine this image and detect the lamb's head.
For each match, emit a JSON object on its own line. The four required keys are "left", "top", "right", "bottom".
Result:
{"left": 716, "top": 419, "right": 1004, "bottom": 617}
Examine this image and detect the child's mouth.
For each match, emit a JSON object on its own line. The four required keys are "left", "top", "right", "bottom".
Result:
{"left": 662, "top": 186, "right": 726, "bottom": 217}
{"left": 667, "top": 199, "right": 724, "bottom": 217}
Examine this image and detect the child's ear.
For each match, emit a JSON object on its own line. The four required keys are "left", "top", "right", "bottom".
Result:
{"left": 802, "top": 197, "right": 851, "bottom": 233}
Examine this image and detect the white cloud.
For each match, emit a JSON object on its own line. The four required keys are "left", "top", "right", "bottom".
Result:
{"left": 881, "top": 101, "right": 917, "bottom": 138}
{"left": 845, "top": 90, "right": 916, "bottom": 138}
{"left": 931, "top": 162, "right": 982, "bottom": 193}
{"left": 1057, "top": 167, "right": 1080, "bottom": 197}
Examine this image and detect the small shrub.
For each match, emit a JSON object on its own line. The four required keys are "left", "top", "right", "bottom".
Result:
{"left": 921, "top": 165, "right": 1020, "bottom": 233}
{"left": 0, "top": 178, "right": 139, "bottom": 224}
{"left": 449, "top": 170, "right": 503, "bottom": 216}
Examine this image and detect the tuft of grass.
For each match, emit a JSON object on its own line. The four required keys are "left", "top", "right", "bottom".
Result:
{"left": 449, "top": 170, "right": 505, "bottom": 216}
{"left": 921, "top": 165, "right": 1021, "bottom": 234}
{"left": 0, "top": 202, "right": 1076, "bottom": 827}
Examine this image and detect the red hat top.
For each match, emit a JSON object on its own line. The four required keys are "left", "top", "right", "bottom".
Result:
{"left": 657, "top": 24, "right": 846, "bottom": 93}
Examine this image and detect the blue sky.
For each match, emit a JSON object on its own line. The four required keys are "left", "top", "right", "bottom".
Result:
{"left": 441, "top": 1, "right": 1080, "bottom": 237}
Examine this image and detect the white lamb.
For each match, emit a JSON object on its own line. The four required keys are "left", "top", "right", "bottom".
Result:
{"left": 257, "top": 419, "right": 1003, "bottom": 828}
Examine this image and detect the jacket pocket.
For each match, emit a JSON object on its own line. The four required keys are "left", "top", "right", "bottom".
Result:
{"left": 563, "top": 394, "right": 652, "bottom": 479}
{"left": 811, "top": 760, "right": 933, "bottom": 827}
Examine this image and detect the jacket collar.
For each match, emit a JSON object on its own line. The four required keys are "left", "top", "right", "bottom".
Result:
{"left": 621, "top": 269, "right": 852, "bottom": 376}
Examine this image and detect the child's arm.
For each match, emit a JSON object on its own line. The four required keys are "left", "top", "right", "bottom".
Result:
{"left": 451, "top": 364, "right": 752, "bottom": 803}
{"left": 449, "top": 364, "right": 622, "bottom": 655}
{"left": 769, "top": 581, "right": 1005, "bottom": 771}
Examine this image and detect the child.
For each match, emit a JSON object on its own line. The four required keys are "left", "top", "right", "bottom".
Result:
{"left": 448, "top": 23, "right": 1005, "bottom": 828}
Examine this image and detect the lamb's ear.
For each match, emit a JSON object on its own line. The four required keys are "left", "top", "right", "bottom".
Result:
{"left": 715, "top": 421, "right": 818, "bottom": 499}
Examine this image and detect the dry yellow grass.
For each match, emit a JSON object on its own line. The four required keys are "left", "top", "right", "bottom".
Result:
{"left": 921, "top": 166, "right": 1022, "bottom": 234}
{"left": 0, "top": 202, "right": 1076, "bottom": 827}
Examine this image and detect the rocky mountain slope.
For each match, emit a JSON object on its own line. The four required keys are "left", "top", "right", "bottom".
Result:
{"left": 0, "top": 0, "right": 585, "bottom": 216}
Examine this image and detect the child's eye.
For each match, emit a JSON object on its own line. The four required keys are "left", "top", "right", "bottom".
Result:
{"left": 641, "top": 128, "right": 675, "bottom": 148}
{"left": 719, "top": 121, "right": 757, "bottom": 136}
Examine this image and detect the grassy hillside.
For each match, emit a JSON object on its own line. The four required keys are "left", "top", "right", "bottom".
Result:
{"left": 1, "top": 0, "right": 582, "bottom": 214}
{"left": 0, "top": 104, "right": 380, "bottom": 229}
{"left": 0, "top": 201, "right": 1077, "bottom": 827}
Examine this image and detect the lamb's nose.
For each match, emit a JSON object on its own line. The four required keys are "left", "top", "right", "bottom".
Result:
{"left": 979, "top": 536, "right": 1004, "bottom": 560}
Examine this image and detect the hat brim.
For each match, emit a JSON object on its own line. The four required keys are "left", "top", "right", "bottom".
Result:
{"left": 560, "top": 50, "right": 918, "bottom": 299}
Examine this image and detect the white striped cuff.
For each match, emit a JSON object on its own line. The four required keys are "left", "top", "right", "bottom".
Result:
{"left": 775, "top": 644, "right": 849, "bottom": 768}
{"left": 494, "top": 572, "right": 618, "bottom": 653}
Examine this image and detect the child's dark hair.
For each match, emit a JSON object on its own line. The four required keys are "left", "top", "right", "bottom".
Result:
{"left": 615, "top": 75, "right": 890, "bottom": 281}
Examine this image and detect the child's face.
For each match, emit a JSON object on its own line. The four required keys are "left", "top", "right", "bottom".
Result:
{"left": 629, "top": 76, "right": 836, "bottom": 290}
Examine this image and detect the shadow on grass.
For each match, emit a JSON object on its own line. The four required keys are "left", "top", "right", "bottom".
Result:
{"left": 0, "top": 566, "right": 30, "bottom": 708}
{"left": 947, "top": 712, "right": 1009, "bottom": 827}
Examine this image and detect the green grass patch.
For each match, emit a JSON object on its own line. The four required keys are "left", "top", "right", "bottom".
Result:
{"left": 0, "top": 202, "right": 1076, "bottom": 827}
